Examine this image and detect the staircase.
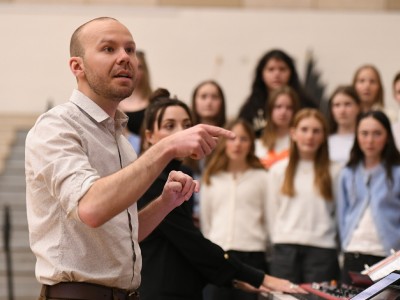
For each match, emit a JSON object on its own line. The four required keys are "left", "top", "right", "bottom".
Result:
{"left": 0, "top": 114, "right": 41, "bottom": 300}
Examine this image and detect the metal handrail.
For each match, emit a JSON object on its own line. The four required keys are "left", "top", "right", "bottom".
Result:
{"left": 3, "top": 205, "right": 14, "bottom": 300}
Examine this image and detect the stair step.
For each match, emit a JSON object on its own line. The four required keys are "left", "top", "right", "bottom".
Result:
{"left": 0, "top": 116, "right": 38, "bottom": 300}
{"left": 1, "top": 168, "right": 25, "bottom": 177}
{"left": 2, "top": 159, "right": 25, "bottom": 170}
{"left": 0, "top": 191, "right": 26, "bottom": 205}
{"left": 0, "top": 181, "right": 26, "bottom": 191}
{"left": 0, "top": 207, "right": 28, "bottom": 228}
{"left": 0, "top": 174, "right": 27, "bottom": 186}
{"left": 0, "top": 274, "right": 41, "bottom": 299}
{"left": 0, "top": 228, "right": 31, "bottom": 249}
{"left": 0, "top": 187, "right": 26, "bottom": 195}
{"left": 7, "top": 147, "right": 25, "bottom": 158}
{"left": 1, "top": 151, "right": 25, "bottom": 161}
{"left": 0, "top": 114, "right": 38, "bottom": 129}
{"left": 0, "top": 250, "right": 36, "bottom": 273}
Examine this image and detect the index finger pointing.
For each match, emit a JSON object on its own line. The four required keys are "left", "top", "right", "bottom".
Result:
{"left": 202, "top": 124, "right": 235, "bottom": 139}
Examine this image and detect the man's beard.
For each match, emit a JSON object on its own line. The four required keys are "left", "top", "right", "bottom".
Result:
{"left": 86, "top": 69, "right": 135, "bottom": 102}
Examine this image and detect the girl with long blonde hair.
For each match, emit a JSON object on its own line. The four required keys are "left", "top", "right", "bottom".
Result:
{"left": 201, "top": 119, "right": 269, "bottom": 300}
{"left": 267, "top": 109, "right": 340, "bottom": 284}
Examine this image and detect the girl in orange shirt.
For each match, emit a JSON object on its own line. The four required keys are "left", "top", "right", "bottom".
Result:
{"left": 255, "top": 86, "right": 300, "bottom": 169}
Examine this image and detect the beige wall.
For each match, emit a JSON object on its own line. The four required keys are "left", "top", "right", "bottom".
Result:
{"left": 3, "top": 0, "right": 400, "bottom": 10}
{"left": 1, "top": 3, "right": 399, "bottom": 118}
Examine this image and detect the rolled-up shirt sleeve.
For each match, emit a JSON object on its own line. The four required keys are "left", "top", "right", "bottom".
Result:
{"left": 26, "top": 110, "right": 100, "bottom": 221}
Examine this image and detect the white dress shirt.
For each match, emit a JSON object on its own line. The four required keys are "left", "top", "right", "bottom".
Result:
{"left": 25, "top": 89, "right": 141, "bottom": 290}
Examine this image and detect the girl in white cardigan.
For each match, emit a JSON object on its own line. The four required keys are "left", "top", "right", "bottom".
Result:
{"left": 267, "top": 109, "right": 340, "bottom": 284}
{"left": 201, "top": 119, "right": 269, "bottom": 300}
{"left": 327, "top": 85, "right": 361, "bottom": 165}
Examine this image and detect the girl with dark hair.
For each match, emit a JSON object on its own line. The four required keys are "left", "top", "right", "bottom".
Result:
{"left": 200, "top": 119, "right": 268, "bottom": 300}
{"left": 327, "top": 85, "right": 361, "bottom": 164}
{"left": 238, "top": 49, "right": 317, "bottom": 137}
{"left": 267, "top": 109, "right": 340, "bottom": 284}
{"left": 138, "top": 88, "right": 305, "bottom": 299}
{"left": 337, "top": 110, "right": 400, "bottom": 285}
{"left": 392, "top": 71, "right": 400, "bottom": 149}
{"left": 119, "top": 50, "right": 153, "bottom": 153}
{"left": 393, "top": 72, "right": 400, "bottom": 111}
{"left": 256, "top": 85, "right": 300, "bottom": 169}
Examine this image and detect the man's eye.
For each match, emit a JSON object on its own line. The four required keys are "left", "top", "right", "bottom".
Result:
{"left": 104, "top": 47, "right": 114, "bottom": 53}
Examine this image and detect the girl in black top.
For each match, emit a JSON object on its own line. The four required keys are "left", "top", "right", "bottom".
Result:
{"left": 137, "top": 88, "right": 305, "bottom": 299}
{"left": 238, "top": 49, "right": 316, "bottom": 137}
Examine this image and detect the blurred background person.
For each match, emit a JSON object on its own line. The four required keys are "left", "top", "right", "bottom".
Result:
{"left": 238, "top": 49, "right": 317, "bottom": 137}
{"left": 138, "top": 88, "right": 304, "bottom": 300}
{"left": 184, "top": 79, "right": 227, "bottom": 225}
{"left": 327, "top": 85, "right": 361, "bottom": 165}
{"left": 191, "top": 79, "right": 226, "bottom": 127}
{"left": 255, "top": 86, "right": 300, "bottom": 169}
{"left": 267, "top": 109, "right": 340, "bottom": 284}
{"left": 119, "top": 50, "right": 153, "bottom": 153}
{"left": 391, "top": 71, "right": 400, "bottom": 149}
{"left": 337, "top": 110, "right": 400, "bottom": 285}
{"left": 200, "top": 119, "right": 269, "bottom": 300}
{"left": 352, "top": 64, "right": 384, "bottom": 114}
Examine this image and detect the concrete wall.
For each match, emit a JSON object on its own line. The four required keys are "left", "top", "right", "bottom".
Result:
{"left": 1, "top": 3, "right": 399, "bottom": 118}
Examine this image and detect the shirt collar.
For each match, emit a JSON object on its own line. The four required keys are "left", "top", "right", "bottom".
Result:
{"left": 69, "top": 89, "right": 128, "bottom": 129}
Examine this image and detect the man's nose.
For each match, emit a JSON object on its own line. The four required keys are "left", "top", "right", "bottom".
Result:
{"left": 116, "top": 48, "right": 131, "bottom": 64}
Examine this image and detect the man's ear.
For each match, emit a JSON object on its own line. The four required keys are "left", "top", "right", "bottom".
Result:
{"left": 69, "top": 57, "right": 84, "bottom": 77}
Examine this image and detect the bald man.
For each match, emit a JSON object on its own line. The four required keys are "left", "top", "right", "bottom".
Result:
{"left": 25, "top": 17, "right": 235, "bottom": 300}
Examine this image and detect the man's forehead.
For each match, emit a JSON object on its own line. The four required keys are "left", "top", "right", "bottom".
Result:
{"left": 81, "top": 19, "right": 134, "bottom": 43}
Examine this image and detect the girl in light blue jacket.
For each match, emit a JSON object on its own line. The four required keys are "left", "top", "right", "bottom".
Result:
{"left": 337, "top": 110, "right": 400, "bottom": 285}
